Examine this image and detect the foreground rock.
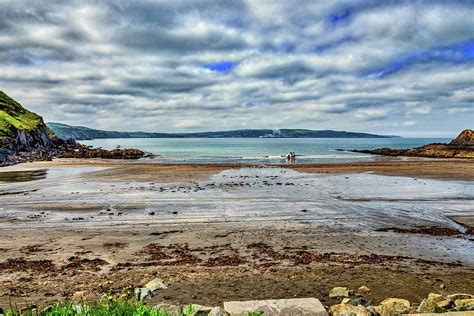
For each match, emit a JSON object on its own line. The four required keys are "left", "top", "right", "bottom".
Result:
{"left": 224, "top": 298, "right": 328, "bottom": 316}
{"left": 329, "top": 287, "right": 350, "bottom": 298}
{"left": 326, "top": 290, "right": 474, "bottom": 316}
{"left": 144, "top": 277, "right": 168, "bottom": 292}
{"left": 329, "top": 303, "right": 375, "bottom": 316}
{"left": 353, "top": 129, "right": 474, "bottom": 159}
{"left": 379, "top": 298, "right": 411, "bottom": 315}
{"left": 0, "top": 91, "right": 145, "bottom": 166}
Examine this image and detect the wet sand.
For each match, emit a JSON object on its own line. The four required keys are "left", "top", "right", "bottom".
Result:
{"left": 0, "top": 158, "right": 473, "bottom": 306}
{"left": 6, "top": 157, "right": 474, "bottom": 181}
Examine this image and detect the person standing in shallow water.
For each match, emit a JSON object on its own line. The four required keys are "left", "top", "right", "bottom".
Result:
{"left": 286, "top": 152, "right": 296, "bottom": 163}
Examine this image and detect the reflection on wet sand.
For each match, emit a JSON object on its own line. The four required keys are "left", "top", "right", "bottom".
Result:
{"left": 0, "top": 169, "right": 47, "bottom": 183}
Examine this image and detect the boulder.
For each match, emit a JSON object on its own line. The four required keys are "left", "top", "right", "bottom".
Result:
{"left": 448, "top": 294, "right": 474, "bottom": 301}
{"left": 428, "top": 293, "right": 444, "bottom": 303}
{"left": 153, "top": 303, "right": 182, "bottom": 315}
{"left": 183, "top": 304, "right": 214, "bottom": 316}
{"left": 379, "top": 298, "right": 411, "bottom": 316}
{"left": 356, "top": 286, "right": 371, "bottom": 296}
{"left": 208, "top": 306, "right": 228, "bottom": 316}
{"left": 134, "top": 287, "right": 153, "bottom": 301}
{"left": 418, "top": 299, "right": 445, "bottom": 313}
{"left": 349, "top": 298, "right": 373, "bottom": 307}
{"left": 455, "top": 299, "right": 474, "bottom": 309}
{"left": 329, "top": 304, "right": 373, "bottom": 316}
{"left": 329, "top": 287, "right": 350, "bottom": 298}
{"left": 144, "top": 277, "right": 167, "bottom": 292}
{"left": 224, "top": 298, "right": 328, "bottom": 316}
{"left": 437, "top": 299, "right": 454, "bottom": 309}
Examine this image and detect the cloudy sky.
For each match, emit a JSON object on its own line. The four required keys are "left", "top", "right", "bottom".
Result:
{"left": 1, "top": 0, "right": 473, "bottom": 137}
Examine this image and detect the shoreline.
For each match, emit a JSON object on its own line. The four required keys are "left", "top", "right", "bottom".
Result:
{"left": 3, "top": 157, "right": 473, "bottom": 181}
{"left": 0, "top": 158, "right": 473, "bottom": 306}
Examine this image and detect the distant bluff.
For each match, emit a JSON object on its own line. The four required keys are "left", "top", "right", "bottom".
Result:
{"left": 450, "top": 129, "right": 474, "bottom": 146}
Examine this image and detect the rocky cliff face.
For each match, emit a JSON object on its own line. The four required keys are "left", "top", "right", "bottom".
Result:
{"left": 0, "top": 91, "right": 56, "bottom": 165}
{"left": 450, "top": 129, "right": 474, "bottom": 146}
{"left": 1, "top": 91, "right": 145, "bottom": 166}
{"left": 0, "top": 128, "right": 51, "bottom": 165}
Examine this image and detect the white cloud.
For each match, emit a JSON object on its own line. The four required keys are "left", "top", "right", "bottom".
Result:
{"left": 406, "top": 104, "right": 432, "bottom": 115}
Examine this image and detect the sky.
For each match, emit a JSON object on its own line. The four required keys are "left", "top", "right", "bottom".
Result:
{"left": 0, "top": 0, "right": 473, "bottom": 137}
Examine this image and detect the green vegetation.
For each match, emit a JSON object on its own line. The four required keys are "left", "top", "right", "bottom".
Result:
{"left": 3, "top": 300, "right": 264, "bottom": 316}
{"left": 4, "top": 299, "right": 167, "bottom": 316}
{"left": 0, "top": 91, "right": 44, "bottom": 137}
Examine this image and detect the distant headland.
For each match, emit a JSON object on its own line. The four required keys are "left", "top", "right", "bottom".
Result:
{"left": 47, "top": 122, "right": 400, "bottom": 140}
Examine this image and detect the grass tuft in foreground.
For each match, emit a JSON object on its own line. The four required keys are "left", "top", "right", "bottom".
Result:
{"left": 4, "top": 299, "right": 165, "bottom": 316}
{"left": 2, "top": 297, "right": 265, "bottom": 316}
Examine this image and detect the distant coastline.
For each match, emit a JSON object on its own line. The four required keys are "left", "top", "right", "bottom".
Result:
{"left": 47, "top": 122, "right": 400, "bottom": 141}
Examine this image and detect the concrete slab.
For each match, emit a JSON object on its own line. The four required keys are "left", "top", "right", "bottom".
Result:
{"left": 223, "top": 297, "right": 328, "bottom": 316}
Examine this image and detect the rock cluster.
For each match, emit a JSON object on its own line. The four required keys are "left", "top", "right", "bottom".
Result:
{"left": 0, "top": 136, "right": 145, "bottom": 166}
{"left": 328, "top": 286, "right": 474, "bottom": 316}
{"left": 353, "top": 129, "right": 474, "bottom": 159}
{"left": 88, "top": 279, "right": 473, "bottom": 315}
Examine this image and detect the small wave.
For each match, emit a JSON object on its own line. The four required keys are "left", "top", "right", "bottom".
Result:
{"left": 298, "top": 154, "right": 372, "bottom": 159}
{"left": 240, "top": 155, "right": 285, "bottom": 160}
{"left": 151, "top": 153, "right": 373, "bottom": 162}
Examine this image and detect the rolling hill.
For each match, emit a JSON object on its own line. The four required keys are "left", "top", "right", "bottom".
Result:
{"left": 47, "top": 122, "right": 399, "bottom": 140}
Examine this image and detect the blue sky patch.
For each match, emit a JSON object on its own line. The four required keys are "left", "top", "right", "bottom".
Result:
{"left": 203, "top": 61, "right": 237, "bottom": 73}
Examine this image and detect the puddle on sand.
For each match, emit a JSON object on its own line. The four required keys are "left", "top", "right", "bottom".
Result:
{"left": 0, "top": 169, "right": 48, "bottom": 183}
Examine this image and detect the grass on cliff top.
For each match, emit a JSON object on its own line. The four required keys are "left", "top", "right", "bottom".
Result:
{"left": 0, "top": 90, "right": 44, "bottom": 138}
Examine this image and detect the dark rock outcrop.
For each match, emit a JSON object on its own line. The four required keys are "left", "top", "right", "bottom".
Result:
{"left": 450, "top": 129, "right": 474, "bottom": 146}
{"left": 57, "top": 143, "right": 145, "bottom": 160}
{"left": 353, "top": 129, "right": 474, "bottom": 159}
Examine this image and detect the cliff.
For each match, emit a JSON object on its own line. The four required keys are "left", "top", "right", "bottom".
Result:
{"left": 0, "top": 91, "right": 55, "bottom": 165}
{"left": 0, "top": 91, "right": 145, "bottom": 166}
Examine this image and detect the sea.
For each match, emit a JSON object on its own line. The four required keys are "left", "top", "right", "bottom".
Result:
{"left": 80, "top": 137, "right": 450, "bottom": 164}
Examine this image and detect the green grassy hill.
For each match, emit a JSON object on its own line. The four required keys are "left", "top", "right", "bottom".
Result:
{"left": 48, "top": 122, "right": 399, "bottom": 140}
{"left": 0, "top": 90, "right": 45, "bottom": 138}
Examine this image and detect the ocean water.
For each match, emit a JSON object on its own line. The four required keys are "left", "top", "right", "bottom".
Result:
{"left": 80, "top": 137, "right": 450, "bottom": 164}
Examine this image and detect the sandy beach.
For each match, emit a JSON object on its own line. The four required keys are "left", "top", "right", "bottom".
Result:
{"left": 0, "top": 158, "right": 473, "bottom": 307}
